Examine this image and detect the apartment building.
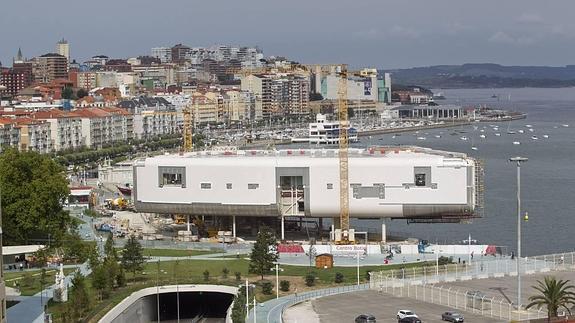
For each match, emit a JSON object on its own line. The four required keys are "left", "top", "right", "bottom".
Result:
{"left": 133, "top": 110, "right": 178, "bottom": 139}
{"left": 0, "top": 118, "right": 21, "bottom": 150}
{"left": 241, "top": 73, "right": 309, "bottom": 119}
{"left": 190, "top": 91, "right": 223, "bottom": 124}
{"left": 32, "top": 109, "right": 82, "bottom": 151}
{"left": 16, "top": 118, "right": 52, "bottom": 153}
{"left": 33, "top": 53, "right": 68, "bottom": 83}
{"left": 151, "top": 47, "right": 171, "bottom": 63}
{"left": 223, "top": 90, "right": 257, "bottom": 121}
{"left": 72, "top": 107, "right": 133, "bottom": 148}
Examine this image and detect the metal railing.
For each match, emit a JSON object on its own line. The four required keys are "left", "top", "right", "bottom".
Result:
{"left": 377, "top": 282, "right": 545, "bottom": 321}
{"left": 370, "top": 256, "right": 556, "bottom": 286}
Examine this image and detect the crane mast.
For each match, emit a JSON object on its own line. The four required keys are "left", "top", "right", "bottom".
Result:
{"left": 337, "top": 64, "right": 351, "bottom": 243}
{"left": 183, "top": 106, "right": 193, "bottom": 152}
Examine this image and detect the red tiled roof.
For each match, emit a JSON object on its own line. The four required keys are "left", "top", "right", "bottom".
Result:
{"left": 72, "top": 108, "right": 112, "bottom": 118}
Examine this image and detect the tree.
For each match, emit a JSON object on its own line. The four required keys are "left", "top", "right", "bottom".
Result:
{"left": 121, "top": 235, "right": 144, "bottom": 280}
{"left": 203, "top": 270, "right": 210, "bottom": 282}
{"left": 76, "top": 88, "right": 88, "bottom": 99}
{"left": 231, "top": 286, "right": 246, "bottom": 323}
{"left": 526, "top": 276, "right": 575, "bottom": 320}
{"left": 222, "top": 267, "right": 229, "bottom": 279}
{"left": 62, "top": 86, "right": 74, "bottom": 100}
{"left": 0, "top": 149, "right": 72, "bottom": 245}
{"left": 261, "top": 280, "right": 273, "bottom": 295}
{"left": 280, "top": 280, "right": 290, "bottom": 292}
{"left": 248, "top": 226, "right": 278, "bottom": 280}
{"left": 334, "top": 272, "right": 344, "bottom": 284}
{"left": 305, "top": 272, "right": 316, "bottom": 287}
{"left": 91, "top": 264, "right": 110, "bottom": 300}
{"left": 68, "top": 272, "right": 91, "bottom": 321}
{"left": 104, "top": 233, "right": 117, "bottom": 259}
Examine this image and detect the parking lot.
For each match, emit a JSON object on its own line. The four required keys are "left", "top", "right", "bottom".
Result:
{"left": 312, "top": 290, "right": 506, "bottom": 323}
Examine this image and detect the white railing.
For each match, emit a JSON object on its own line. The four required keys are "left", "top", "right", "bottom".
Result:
{"left": 376, "top": 282, "right": 545, "bottom": 321}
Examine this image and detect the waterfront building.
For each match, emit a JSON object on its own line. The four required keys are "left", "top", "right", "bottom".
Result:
{"left": 134, "top": 147, "right": 482, "bottom": 238}
{"left": 241, "top": 73, "right": 310, "bottom": 119}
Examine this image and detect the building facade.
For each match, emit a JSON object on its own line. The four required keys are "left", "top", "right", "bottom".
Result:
{"left": 33, "top": 53, "right": 68, "bottom": 83}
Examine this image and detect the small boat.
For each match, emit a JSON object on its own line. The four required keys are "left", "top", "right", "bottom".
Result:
{"left": 417, "top": 137, "right": 426, "bottom": 140}
{"left": 480, "top": 129, "right": 485, "bottom": 133}
{"left": 391, "top": 135, "right": 396, "bottom": 139}
{"left": 543, "top": 134, "right": 549, "bottom": 139}
{"left": 531, "top": 136, "right": 538, "bottom": 140}
{"left": 460, "top": 136, "right": 468, "bottom": 141}
{"left": 495, "top": 133, "right": 501, "bottom": 136}
{"left": 471, "top": 146, "right": 478, "bottom": 151}
{"left": 525, "top": 124, "right": 533, "bottom": 128}
{"left": 562, "top": 124, "right": 569, "bottom": 127}
{"left": 528, "top": 128, "right": 534, "bottom": 132}
{"left": 518, "top": 130, "right": 525, "bottom": 134}
{"left": 434, "top": 135, "right": 441, "bottom": 138}
{"left": 480, "top": 134, "right": 486, "bottom": 139}
{"left": 507, "top": 131, "right": 516, "bottom": 134}
{"left": 513, "top": 141, "right": 521, "bottom": 145}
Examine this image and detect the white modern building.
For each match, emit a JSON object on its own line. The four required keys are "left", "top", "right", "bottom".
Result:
{"left": 134, "top": 147, "right": 483, "bottom": 238}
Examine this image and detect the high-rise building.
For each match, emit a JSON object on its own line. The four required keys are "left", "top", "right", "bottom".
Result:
{"left": 151, "top": 47, "right": 171, "bottom": 63}
{"left": 33, "top": 53, "right": 68, "bottom": 83}
{"left": 171, "top": 44, "right": 191, "bottom": 64}
{"left": 241, "top": 73, "right": 309, "bottom": 119}
{"left": 56, "top": 39, "right": 70, "bottom": 62}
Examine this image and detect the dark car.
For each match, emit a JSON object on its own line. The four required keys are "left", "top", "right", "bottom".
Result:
{"left": 355, "top": 314, "right": 376, "bottom": 323}
{"left": 398, "top": 317, "right": 422, "bottom": 323}
{"left": 441, "top": 311, "right": 464, "bottom": 322}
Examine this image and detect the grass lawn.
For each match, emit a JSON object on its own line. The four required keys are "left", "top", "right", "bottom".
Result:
{"left": 141, "top": 248, "right": 223, "bottom": 257}
{"left": 5, "top": 268, "right": 77, "bottom": 296}
{"left": 47, "top": 258, "right": 438, "bottom": 322}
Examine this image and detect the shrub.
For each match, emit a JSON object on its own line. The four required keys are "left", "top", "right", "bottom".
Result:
{"left": 438, "top": 256, "right": 454, "bottom": 265}
{"left": 261, "top": 280, "right": 273, "bottom": 295}
{"left": 235, "top": 271, "right": 242, "bottom": 281}
{"left": 203, "top": 270, "right": 210, "bottom": 282}
{"left": 280, "top": 280, "right": 290, "bottom": 292}
{"left": 21, "top": 273, "right": 34, "bottom": 287}
{"left": 334, "top": 272, "right": 344, "bottom": 284}
{"left": 222, "top": 267, "right": 229, "bottom": 279}
{"left": 305, "top": 273, "right": 316, "bottom": 287}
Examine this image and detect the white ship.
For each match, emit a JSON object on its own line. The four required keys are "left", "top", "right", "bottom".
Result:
{"left": 292, "top": 114, "right": 358, "bottom": 144}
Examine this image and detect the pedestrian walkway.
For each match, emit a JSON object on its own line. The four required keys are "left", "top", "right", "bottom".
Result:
{"left": 247, "top": 284, "right": 368, "bottom": 323}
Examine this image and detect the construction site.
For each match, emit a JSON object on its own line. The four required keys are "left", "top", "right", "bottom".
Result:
{"left": 90, "top": 65, "right": 484, "bottom": 254}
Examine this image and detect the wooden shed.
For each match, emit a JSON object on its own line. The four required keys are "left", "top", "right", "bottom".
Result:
{"left": 315, "top": 253, "right": 334, "bottom": 269}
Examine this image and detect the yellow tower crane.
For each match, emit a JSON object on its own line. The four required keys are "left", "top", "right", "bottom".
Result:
{"left": 336, "top": 64, "right": 351, "bottom": 244}
{"left": 182, "top": 105, "right": 193, "bottom": 152}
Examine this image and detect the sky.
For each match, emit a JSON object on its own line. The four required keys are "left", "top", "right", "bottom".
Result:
{"left": 1, "top": 0, "right": 574, "bottom": 69}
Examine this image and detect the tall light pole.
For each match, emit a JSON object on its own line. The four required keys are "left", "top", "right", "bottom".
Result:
{"left": 510, "top": 156, "right": 527, "bottom": 308}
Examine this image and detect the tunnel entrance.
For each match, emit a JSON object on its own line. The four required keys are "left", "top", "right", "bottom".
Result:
{"left": 114, "top": 290, "right": 235, "bottom": 323}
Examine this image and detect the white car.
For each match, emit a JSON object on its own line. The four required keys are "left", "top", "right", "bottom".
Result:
{"left": 397, "top": 310, "right": 418, "bottom": 320}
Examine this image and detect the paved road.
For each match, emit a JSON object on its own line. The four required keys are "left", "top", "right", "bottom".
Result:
{"left": 313, "top": 290, "right": 506, "bottom": 323}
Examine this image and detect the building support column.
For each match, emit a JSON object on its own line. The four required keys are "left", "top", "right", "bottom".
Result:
{"left": 232, "top": 215, "right": 236, "bottom": 239}
{"left": 187, "top": 214, "right": 191, "bottom": 232}
{"left": 281, "top": 215, "right": 285, "bottom": 241}
{"left": 381, "top": 219, "right": 387, "bottom": 244}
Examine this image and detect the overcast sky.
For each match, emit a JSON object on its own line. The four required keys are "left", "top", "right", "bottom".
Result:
{"left": 1, "top": 0, "right": 574, "bottom": 69}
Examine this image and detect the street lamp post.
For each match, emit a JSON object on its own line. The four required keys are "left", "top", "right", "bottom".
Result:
{"left": 510, "top": 156, "right": 528, "bottom": 308}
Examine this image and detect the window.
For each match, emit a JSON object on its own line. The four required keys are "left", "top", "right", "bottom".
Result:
{"left": 327, "top": 183, "right": 333, "bottom": 189}
{"left": 158, "top": 166, "right": 186, "bottom": 187}
{"left": 248, "top": 183, "right": 259, "bottom": 190}
{"left": 200, "top": 183, "right": 212, "bottom": 189}
{"left": 226, "top": 183, "right": 233, "bottom": 189}
{"left": 415, "top": 173, "right": 426, "bottom": 186}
